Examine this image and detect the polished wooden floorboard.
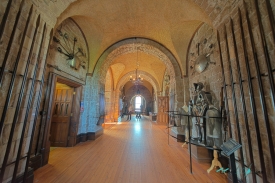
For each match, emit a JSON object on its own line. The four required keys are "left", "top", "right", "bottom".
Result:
{"left": 34, "top": 116, "right": 227, "bottom": 183}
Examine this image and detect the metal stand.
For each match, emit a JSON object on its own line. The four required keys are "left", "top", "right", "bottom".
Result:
{"left": 188, "top": 115, "right": 192, "bottom": 174}
{"left": 166, "top": 112, "right": 230, "bottom": 176}
{"left": 168, "top": 119, "right": 169, "bottom": 145}
{"left": 229, "top": 154, "right": 238, "bottom": 183}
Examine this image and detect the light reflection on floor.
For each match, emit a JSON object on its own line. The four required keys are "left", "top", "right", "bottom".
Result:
{"left": 134, "top": 122, "right": 141, "bottom": 133}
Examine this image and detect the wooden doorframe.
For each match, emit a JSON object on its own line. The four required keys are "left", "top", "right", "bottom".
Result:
{"left": 41, "top": 73, "right": 82, "bottom": 165}
{"left": 156, "top": 96, "right": 169, "bottom": 124}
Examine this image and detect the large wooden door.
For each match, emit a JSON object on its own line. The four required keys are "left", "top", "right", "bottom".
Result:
{"left": 50, "top": 88, "right": 74, "bottom": 147}
{"left": 157, "top": 96, "right": 169, "bottom": 124}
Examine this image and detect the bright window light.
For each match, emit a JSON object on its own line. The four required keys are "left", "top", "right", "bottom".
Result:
{"left": 135, "top": 96, "right": 141, "bottom": 109}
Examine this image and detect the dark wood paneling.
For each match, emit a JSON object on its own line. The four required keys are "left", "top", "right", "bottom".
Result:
{"left": 76, "top": 129, "right": 104, "bottom": 144}
{"left": 57, "top": 77, "right": 82, "bottom": 88}
{"left": 189, "top": 144, "right": 212, "bottom": 163}
{"left": 68, "top": 86, "right": 82, "bottom": 147}
{"left": 176, "top": 134, "right": 185, "bottom": 142}
{"left": 157, "top": 96, "right": 169, "bottom": 124}
{"left": 29, "top": 154, "right": 42, "bottom": 171}
{"left": 41, "top": 73, "right": 57, "bottom": 166}
{"left": 87, "top": 129, "right": 103, "bottom": 140}
{"left": 14, "top": 167, "right": 34, "bottom": 183}
{"left": 50, "top": 88, "right": 73, "bottom": 147}
{"left": 80, "top": 133, "right": 87, "bottom": 142}
{"left": 42, "top": 74, "right": 83, "bottom": 165}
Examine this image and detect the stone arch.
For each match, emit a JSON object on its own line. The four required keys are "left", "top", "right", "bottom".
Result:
{"left": 94, "top": 37, "right": 179, "bottom": 84}
{"left": 114, "top": 70, "right": 159, "bottom": 119}
{"left": 93, "top": 37, "right": 181, "bottom": 104}
{"left": 116, "top": 70, "right": 160, "bottom": 93}
{"left": 85, "top": 38, "right": 184, "bottom": 125}
{"left": 48, "top": 17, "right": 89, "bottom": 83}
{"left": 91, "top": 37, "right": 183, "bottom": 112}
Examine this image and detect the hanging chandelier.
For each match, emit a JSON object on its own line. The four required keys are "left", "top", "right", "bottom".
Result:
{"left": 130, "top": 68, "right": 143, "bottom": 85}
{"left": 129, "top": 41, "right": 143, "bottom": 85}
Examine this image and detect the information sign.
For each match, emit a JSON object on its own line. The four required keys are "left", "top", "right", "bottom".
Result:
{"left": 220, "top": 138, "right": 242, "bottom": 156}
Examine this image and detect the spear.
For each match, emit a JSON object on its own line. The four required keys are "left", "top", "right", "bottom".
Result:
{"left": 24, "top": 29, "right": 53, "bottom": 182}
{"left": 0, "top": 0, "right": 25, "bottom": 85}
{"left": 238, "top": 7, "right": 267, "bottom": 182}
{"left": 250, "top": 0, "right": 275, "bottom": 177}
{"left": 224, "top": 24, "right": 246, "bottom": 182}
{"left": 230, "top": 17, "right": 256, "bottom": 183}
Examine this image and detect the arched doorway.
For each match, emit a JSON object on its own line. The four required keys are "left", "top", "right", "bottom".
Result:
{"left": 131, "top": 95, "right": 146, "bottom": 112}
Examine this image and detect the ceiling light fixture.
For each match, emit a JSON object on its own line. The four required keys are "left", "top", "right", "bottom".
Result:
{"left": 130, "top": 39, "right": 143, "bottom": 85}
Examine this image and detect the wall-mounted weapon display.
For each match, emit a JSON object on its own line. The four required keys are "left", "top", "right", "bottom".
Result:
{"left": 189, "top": 38, "right": 215, "bottom": 75}
{"left": 53, "top": 26, "right": 87, "bottom": 70}
{"left": 0, "top": 7, "right": 37, "bottom": 182}
{"left": 0, "top": 0, "right": 24, "bottom": 86}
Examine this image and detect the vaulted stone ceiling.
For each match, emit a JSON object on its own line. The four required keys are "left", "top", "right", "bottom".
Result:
{"left": 53, "top": 0, "right": 212, "bottom": 77}
{"left": 34, "top": 0, "right": 215, "bottom": 91}
{"left": 110, "top": 50, "right": 166, "bottom": 90}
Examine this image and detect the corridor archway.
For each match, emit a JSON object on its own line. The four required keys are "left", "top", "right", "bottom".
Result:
{"left": 86, "top": 37, "right": 183, "bottom": 127}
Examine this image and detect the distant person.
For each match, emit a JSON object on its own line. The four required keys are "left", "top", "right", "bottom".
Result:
{"left": 136, "top": 104, "right": 143, "bottom": 119}
{"left": 121, "top": 103, "right": 128, "bottom": 118}
{"left": 127, "top": 104, "right": 133, "bottom": 121}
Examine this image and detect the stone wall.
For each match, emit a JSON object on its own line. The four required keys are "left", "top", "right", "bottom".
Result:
{"left": 187, "top": 1, "right": 275, "bottom": 180}
{"left": 221, "top": 3, "right": 275, "bottom": 181}
{"left": 187, "top": 23, "right": 221, "bottom": 108}
{"left": 0, "top": 1, "right": 53, "bottom": 181}
{"left": 34, "top": 17, "right": 88, "bottom": 162}
{"left": 47, "top": 18, "right": 88, "bottom": 84}
{"left": 0, "top": 2, "right": 89, "bottom": 181}
{"left": 78, "top": 75, "right": 101, "bottom": 134}
{"left": 0, "top": 0, "right": 275, "bottom": 182}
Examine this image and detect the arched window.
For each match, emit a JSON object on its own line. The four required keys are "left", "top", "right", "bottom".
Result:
{"left": 135, "top": 96, "right": 142, "bottom": 109}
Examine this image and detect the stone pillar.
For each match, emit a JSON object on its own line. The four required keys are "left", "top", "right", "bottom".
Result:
{"left": 113, "top": 90, "right": 120, "bottom": 121}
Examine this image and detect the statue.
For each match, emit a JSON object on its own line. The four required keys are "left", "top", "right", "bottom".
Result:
{"left": 164, "top": 74, "right": 170, "bottom": 86}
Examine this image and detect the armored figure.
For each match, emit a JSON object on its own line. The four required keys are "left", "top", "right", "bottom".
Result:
{"left": 189, "top": 82, "right": 212, "bottom": 145}
{"left": 188, "top": 82, "right": 224, "bottom": 173}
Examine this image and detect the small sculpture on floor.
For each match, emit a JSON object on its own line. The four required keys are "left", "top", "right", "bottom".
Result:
{"left": 207, "top": 148, "right": 222, "bottom": 173}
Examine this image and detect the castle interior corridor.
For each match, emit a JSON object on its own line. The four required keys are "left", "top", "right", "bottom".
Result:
{"left": 0, "top": 0, "right": 275, "bottom": 182}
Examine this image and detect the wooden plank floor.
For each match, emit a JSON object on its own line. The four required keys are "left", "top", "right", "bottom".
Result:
{"left": 34, "top": 116, "right": 228, "bottom": 183}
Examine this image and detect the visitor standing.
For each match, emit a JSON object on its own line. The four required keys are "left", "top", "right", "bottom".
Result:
{"left": 127, "top": 104, "right": 133, "bottom": 121}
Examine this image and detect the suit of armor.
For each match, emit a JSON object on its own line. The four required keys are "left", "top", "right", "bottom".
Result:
{"left": 189, "top": 82, "right": 212, "bottom": 145}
